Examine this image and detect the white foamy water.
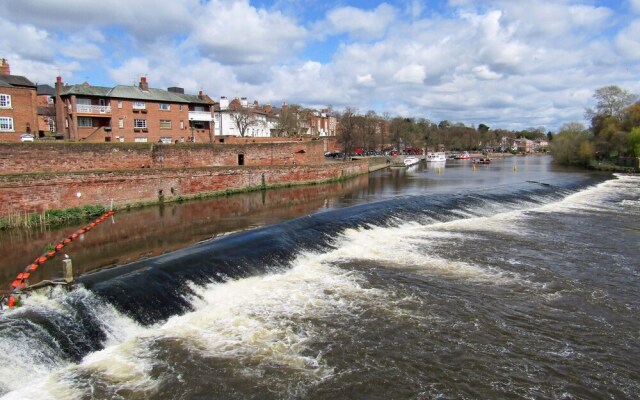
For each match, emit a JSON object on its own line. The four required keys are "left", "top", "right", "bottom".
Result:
{"left": 0, "top": 256, "right": 382, "bottom": 399}
{"left": 538, "top": 174, "right": 640, "bottom": 214}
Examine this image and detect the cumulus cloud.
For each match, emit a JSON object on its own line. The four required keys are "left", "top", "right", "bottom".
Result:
{"left": 0, "top": 0, "right": 197, "bottom": 39}
{"left": 615, "top": 21, "right": 640, "bottom": 60}
{"left": 318, "top": 4, "right": 396, "bottom": 40}
{"left": 1, "top": 0, "right": 638, "bottom": 131}
{"left": 192, "top": 0, "right": 306, "bottom": 65}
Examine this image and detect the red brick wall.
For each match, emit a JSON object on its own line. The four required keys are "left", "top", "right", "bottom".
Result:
{"left": 0, "top": 86, "right": 38, "bottom": 142}
{"left": 0, "top": 140, "right": 325, "bottom": 174}
{"left": 0, "top": 162, "right": 368, "bottom": 216}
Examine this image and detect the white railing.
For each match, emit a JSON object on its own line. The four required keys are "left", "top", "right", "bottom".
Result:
{"left": 76, "top": 104, "right": 111, "bottom": 114}
{"left": 188, "top": 110, "right": 213, "bottom": 121}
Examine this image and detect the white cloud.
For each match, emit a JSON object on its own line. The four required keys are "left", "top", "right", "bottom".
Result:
{"left": 193, "top": 0, "right": 306, "bottom": 65}
{"left": 393, "top": 65, "right": 426, "bottom": 84}
{"left": 472, "top": 65, "right": 502, "bottom": 80}
{"left": 615, "top": 21, "right": 640, "bottom": 60}
{"left": 0, "top": 0, "right": 198, "bottom": 38}
{"left": 1, "top": 0, "right": 638, "bottom": 131}
{"left": 321, "top": 4, "right": 396, "bottom": 40}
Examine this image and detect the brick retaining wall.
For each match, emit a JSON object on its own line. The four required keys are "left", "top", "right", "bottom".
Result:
{"left": 0, "top": 162, "right": 368, "bottom": 216}
{"left": 0, "top": 140, "right": 325, "bottom": 174}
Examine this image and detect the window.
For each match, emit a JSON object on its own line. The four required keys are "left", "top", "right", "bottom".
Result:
{"left": 48, "top": 118, "right": 55, "bottom": 132}
{"left": 77, "top": 98, "right": 91, "bottom": 105}
{"left": 47, "top": 96, "right": 54, "bottom": 105}
{"left": 0, "top": 117, "right": 14, "bottom": 131}
{"left": 118, "top": 100, "right": 123, "bottom": 109}
{"left": 78, "top": 117, "right": 93, "bottom": 127}
{"left": 194, "top": 106, "right": 205, "bottom": 112}
{"left": 0, "top": 94, "right": 11, "bottom": 108}
{"left": 160, "top": 137, "right": 172, "bottom": 144}
{"left": 134, "top": 137, "right": 148, "bottom": 143}
{"left": 179, "top": 105, "right": 183, "bottom": 111}
{"left": 133, "top": 101, "right": 146, "bottom": 110}
{"left": 159, "top": 103, "right": 170, "bottom": 111}
{"left": 134, "top": 119, "right": 147, "bottom": 129}
{"left": 118, "top": 118, "right": 124, "bottom": 129}
{"left": 160, "top": 120, "right": 172, "bottom": 129}
{"left": 180, "top": 120, "right": 184, "bottom": 130}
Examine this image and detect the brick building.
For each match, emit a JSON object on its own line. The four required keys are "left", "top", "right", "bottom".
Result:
{"left": 36, "top": 84, "right": 56, "bottom": 137}
{"left": 0, "top": 59, "right": 38, "bottom": 142}
{"left": 55, "top": 76, "right": 215, "bottom": 143}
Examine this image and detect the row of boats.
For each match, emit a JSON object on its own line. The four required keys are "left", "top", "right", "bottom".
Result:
{"left": 403, "top": 152, "right": 491, "bottom": 167}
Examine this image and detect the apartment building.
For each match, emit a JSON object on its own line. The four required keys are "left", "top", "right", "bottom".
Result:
{"left": 0, "top": 59, "right": 38, "bottom": 141}
{"left": 55, "top": 76, "right": 215, "bottom": 143}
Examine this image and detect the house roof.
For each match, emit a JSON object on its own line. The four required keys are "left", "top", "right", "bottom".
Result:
{"left": 37, "top": 84, "right": 55, "bottom": 96}
{"left": 0, "top": 74, "right": 36, "bottom": 88}
{"left": 59, "top": 82, "right": 212, "bottom": 105}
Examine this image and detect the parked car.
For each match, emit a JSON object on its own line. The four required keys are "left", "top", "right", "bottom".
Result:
{"left": 20, "top": 134, "right": 35, "bottom": 142}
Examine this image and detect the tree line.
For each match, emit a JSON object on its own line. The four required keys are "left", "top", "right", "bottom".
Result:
{"left": 335, "top": 108, "right": 548, "bottom": 156}
{"left": 552, "top": 85, "right": 640, "bottom": 167}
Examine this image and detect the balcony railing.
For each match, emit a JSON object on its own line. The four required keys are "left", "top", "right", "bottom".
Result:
{"left": 76, "top": 104, "right": 111, "bottom": 114}
{"left": 189, "top": 110, "right": 213, "bottom": 121}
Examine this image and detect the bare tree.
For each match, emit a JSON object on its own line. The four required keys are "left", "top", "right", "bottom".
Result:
{"left": 337, "top": 107, "right": 359, "bottom": 158}
{"left": 230, "top": 107, "right": 264, "bottom": 137}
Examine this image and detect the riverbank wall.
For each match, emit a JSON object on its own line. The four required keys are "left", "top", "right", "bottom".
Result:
{"left": 0, "top": 142, "right": 368, "bottom": 219}
{"left": 0, "top": 163, "right": 368, "bottom": 217}
{"left": 0, "top": 141, "right": 325, "bottom": 174}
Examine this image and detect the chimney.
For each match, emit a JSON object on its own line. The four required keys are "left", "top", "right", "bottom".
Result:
{"left": 220, "top": 96, "right": 229, "bottom": 110}
{"left": 198, "top": 90, "right": 204, "bottom": 100}
{"left": 168, "top": 86, "right": 184, "bottom": 94}
{"left": 139, "top": 76, "right": 149, "bottom": 91}
{"left": 0, "top": 58, "right": 10, "bottom": 75}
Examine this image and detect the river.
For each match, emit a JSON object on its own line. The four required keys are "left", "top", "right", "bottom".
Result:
{"left": 0, "top": 155, "right": 638, "bottom": 399}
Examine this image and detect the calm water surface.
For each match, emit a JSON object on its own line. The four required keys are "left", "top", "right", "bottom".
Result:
{"left": 0, "top": 155, "right": 639, "bottom": 399}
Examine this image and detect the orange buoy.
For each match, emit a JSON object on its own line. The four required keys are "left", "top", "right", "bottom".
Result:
{"left": 78, "top": 229, "right": 86, "bottom": 234}
{"left": 71, "top": 233, "right": 78, "bottom": 239}
{"left": 47, "top": 250, "right": 56, "bottom": 257}
{"left": 7, "top": 296, "right": 16, "bottom": 307}
{"left": 55, "top": 243, "right": 64, "bottom": 250}
{"left": 27, "top": 263, "right": 38, "bottom": 272}
{"left": 37, "top": 256, "right": 48, "bottom": 264}
{"left": 63, "top": 238, "right": 72, "bottom": 244}
{"left": 16, "top": 272, "right": 29, "bottom": 280}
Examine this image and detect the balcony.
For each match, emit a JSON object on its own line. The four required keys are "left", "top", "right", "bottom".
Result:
{"left": 76, "top": 104, "right": 111, "bottom": 114}
{"left": 189, "top": 110, "right": 212, "bottom": 121}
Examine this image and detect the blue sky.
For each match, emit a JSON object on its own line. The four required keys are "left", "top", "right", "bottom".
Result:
{"left": 1, "top": 0, "right": 639, "bottom": 131}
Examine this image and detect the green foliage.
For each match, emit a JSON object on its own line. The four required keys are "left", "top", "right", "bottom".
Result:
{"left": 628, "top": 127, "right": 640, "bottom": 157}
{"left": 551, "top": 123, "right": 594, "bottom": 166}
{"left": 35, "top": 204, "right": 107, "bottom": 226}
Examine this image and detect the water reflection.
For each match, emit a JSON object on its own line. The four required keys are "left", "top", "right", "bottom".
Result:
{"left": 0, "top": 176, "right": 368, "bottom": 285}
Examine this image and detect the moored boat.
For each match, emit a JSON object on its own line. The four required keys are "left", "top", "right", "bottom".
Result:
{"left": 403, "top": 156, "right": 421, "bottom": 167}
{"left": 455, "top": 151, "right": 471, "bottom": 160}
{"left": 426, "top": 152, "right": 447, "bottom": 162}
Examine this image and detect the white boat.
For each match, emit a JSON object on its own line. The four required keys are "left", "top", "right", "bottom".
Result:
{"left": 426, "top": 152, "right": 447, "bottom": 162}
{"left": 403, "top": 156, "right": 421, "bottom": 167}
